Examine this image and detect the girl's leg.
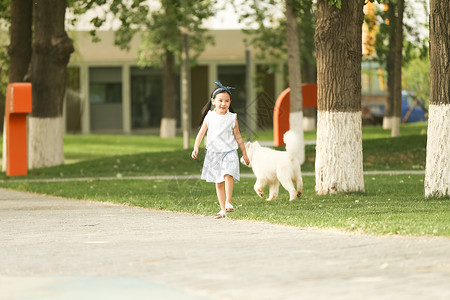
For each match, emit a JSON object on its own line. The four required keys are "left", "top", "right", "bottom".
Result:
{"left": 215, "top": 181, "right": 226, "bottom": 211}
{"left": 224, "top": 174, "right": 234, "bottom": 205}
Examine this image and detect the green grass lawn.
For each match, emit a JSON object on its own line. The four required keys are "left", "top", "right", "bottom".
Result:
{"left": 0, "top": 123, "right": 428, "bottom": 179}
{"left": 2, "top": 174, "right": 448, "bottom": 236}
{"left": 1, "top": 122, "right": 448, "bottom": 237}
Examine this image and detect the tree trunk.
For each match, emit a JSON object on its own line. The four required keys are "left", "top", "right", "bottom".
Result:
{"left": 425, "top": 0, "right": 450, "bottom": 198}
{"left": 28, "top": 0, "right": 73, "bottom": 169}
{"left": 181, "top": 32, "right": 191, "bottom": 149}
{"left": 160, "top": 49, "right": 177, "bottom": 138}
{"left": 3, "top": 0, "right": 32, "bottom": 172}
{"left": 391, "top": 0, "right": 404, "bottom": 137}
{"left": 285, "top": 0, "right": 305, "bottom": 164}
{"left": 383, "top": 0, "right": 396, "bottom": 129}
{"left": 314, "top": 0, "right": 365, "bottom": 195}
{"left": 300, "top": 1, "right": 317, "bottom": 131}
{"left": 301, "top": 3, "right": 316, "bottom": 85}
{"left": 8, "top": 1, "right": 32, "bottom": 82}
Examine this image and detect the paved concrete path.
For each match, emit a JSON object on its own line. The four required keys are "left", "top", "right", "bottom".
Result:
{"left": 1, "top": 188, "right": 449, "bottom": 300}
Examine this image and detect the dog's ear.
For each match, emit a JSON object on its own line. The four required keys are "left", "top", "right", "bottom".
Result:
{"left": 254, "top": 141, "right": 261, "bottom": 148}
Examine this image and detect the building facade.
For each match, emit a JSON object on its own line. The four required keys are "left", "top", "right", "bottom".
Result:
{"left": 66, "top": 30, "right": 286, "bottom": 135}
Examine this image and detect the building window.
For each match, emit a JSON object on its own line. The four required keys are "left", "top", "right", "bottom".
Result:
{"left": 130, "top": 67, "right": 163, "bottom": 129}
{"left": 90, "top": 83, "right": 122, "bottom": 104}
{"left": 130, "top": 67, "right": 180, "bottom": 129}
{"left": 65, "top": 66, "right": 82, "bottom": 133}
{"left": 218, "top": 65, "right": 246, "bottom": 120}
{"left": 89, "top": 67, "right": 122, "bottom": 104}
{"left": 88, "top": 67, "right": 123, "bottom": 131}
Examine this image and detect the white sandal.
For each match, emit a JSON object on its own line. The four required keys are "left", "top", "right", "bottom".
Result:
{"left": 225, "top": 203, "right": 234, "bottom": 213}
{"left": 215, "top": 210, "right": 227, "bottom": 219}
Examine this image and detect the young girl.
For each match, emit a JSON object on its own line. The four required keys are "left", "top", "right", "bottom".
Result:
{"left": 191, "top": 81, "right": 250, "bottom": 219}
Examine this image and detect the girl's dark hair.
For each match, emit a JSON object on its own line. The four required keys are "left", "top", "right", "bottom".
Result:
{"left": 197, "top": 89, "right": 235, "bottom": 128}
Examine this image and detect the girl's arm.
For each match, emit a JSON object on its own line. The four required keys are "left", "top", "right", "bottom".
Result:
{"left": 233, "top": 120, "right": 250, "bottom": 165}
{"left": 191, "top": 121, "right": 208, "bottom": 159}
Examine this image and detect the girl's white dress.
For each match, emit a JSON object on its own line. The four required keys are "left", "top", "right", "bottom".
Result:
{"left": 201, "top": 110, "right": 240, "bottom": 183}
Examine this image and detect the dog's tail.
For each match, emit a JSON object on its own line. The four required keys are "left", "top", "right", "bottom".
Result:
{"left": 283, "top": 130, "right": 305, "bottom": 164}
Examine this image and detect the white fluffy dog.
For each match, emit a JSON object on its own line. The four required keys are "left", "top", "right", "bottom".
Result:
{"left": 241, "top": 131, "right": 303, "bottom": 201}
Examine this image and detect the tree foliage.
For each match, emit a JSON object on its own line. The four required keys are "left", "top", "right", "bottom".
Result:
{"left": 371, "top": 0, "right": 429, "bottom": 65}
{"left": 327, "top": 0, "right": 341, "bottom": 9}
{"left": 68, "top": 0, "right": 216, "bottom": 68}
{"left": 0, "top": 33, "right": 8, "bottom": 95}
{"left": 0, "top": 0, "right": 9, "bottom": 94}
{"left": 0, "top": 0, "right": 9, "bottom": 22}
{"left": 233, "top": 0, "right": 316, "bottom": 83}
{"left": 403, "top": 56, "right": 430, "bottom": 106}
{"left": 137, "top": 0, "right": 216, "bottom": 68}
{"left": 401, "top": 1, "right": 430, "bottom": 106}
{"left": 368, "top": 0, "right": 429, "bottom": 111}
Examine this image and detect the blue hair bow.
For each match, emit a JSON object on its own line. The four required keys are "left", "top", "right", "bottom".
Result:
{"left": 212, "top": 80, "right": 235, "bottom": 98}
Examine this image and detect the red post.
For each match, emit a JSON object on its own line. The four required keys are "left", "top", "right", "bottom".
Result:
{"left": 4, "top": 83, "right": 32, "bottom": 176}
{"left": 273, "top": 88, "right": 291, "bottom": 147}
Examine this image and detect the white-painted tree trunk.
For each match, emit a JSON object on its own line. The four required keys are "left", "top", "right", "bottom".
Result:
{"left": 303, "top": 116, "right": 316, "bottom": 131}
{"left": 160, "top": 118, "right": 176, "bottom": 138}
{"left": 425, "top": 104, "right": 450, "bottom": 197}
{"left": 382, "top": 116, "right": 392, "bottom": 129}
{"left": 315, "top": 111, "right": 364, "bottom": 194}
{"left": 28, "top": 116, "right": 64, "bottom": 169}
{"left": 391, "top": 116, "right": 400, "bottom": 137}
{"left": 290, "top": 111, "right": 305, "bottom": 164}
